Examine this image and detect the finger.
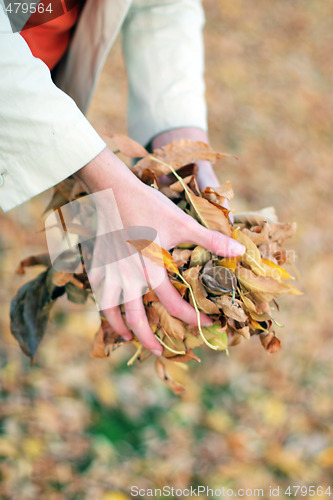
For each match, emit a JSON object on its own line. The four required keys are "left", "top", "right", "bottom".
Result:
{"left": 154, "top": 275, "right": 213, "bottom": 326}
{"left": 185, "top": 223, "right": 245, "bottom": 258}
{"left": 87, "top": 266, "right": 104, "bottom": 292}
{"left": 222, "top": 198, "right": 234, "bottom": 224}
{"left": 124, "top": 297, "right": 163, "bottom": 356}
{"left": 100, "top": 277, "right": 133, "bottom": 341}
{"left": 103, "top": 305, "right": 133, "bottom": 341}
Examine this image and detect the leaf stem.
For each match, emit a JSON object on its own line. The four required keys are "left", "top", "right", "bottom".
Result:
{"left": 179, "top": 274, "right": 220, "bottom": 351}
{"left": 127, "top": 344, "right": 143, "bottom": 366}
{"left": 154, "top": 334, "right": 186, "bottom": 355}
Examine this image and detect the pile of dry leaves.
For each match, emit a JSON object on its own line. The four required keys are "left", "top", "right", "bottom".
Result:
{"left": 10, "top": 137, "right": 301, "bottom": 393}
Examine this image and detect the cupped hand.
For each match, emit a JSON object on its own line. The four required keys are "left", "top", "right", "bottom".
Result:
{"left": 75, "top": 148, "right": 244, "bottom": 356}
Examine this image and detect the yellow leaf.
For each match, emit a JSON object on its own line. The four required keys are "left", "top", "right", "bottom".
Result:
{"left": 203, "top": 324, "right": 229, "bottom": 351}
{"left": 234, "top": 229, "right": 265, "bottom": 274}
{"left": 261, "top": 258, "right": 294, "bottom": 280}
{"left": 236, "top": 266, "right": 291, "bottom": 297}
{"left": 250, "top": 318, "right": 268, "bottom": 331}
{"left": 127, "top": 239, "right": 179, "bottom": 275}
{"left": 218, "top": 256, "right": 240, "bottom": 272}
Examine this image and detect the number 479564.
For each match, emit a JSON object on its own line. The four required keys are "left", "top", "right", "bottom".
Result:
{"left": 285, "top": 486, "right": 332, "bottom": 496}
{"left": 5, "top": 3, "right": 53, "bottom": 14}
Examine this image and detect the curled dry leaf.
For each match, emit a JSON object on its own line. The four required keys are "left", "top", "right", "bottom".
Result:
{"left": 234, "top": 229, "right": 264, "bottom": 275}
{"left": 155, "top": 358, "right": 186, "bottom": 395}
{"left": 236, "top": 266, "right": 297, "bottom": 299}
{"left": 202, "top": 182, "right": 234, "bottom": 204}
{"left": 16, "top": 254, "right": 51, "bottom": 275}
{"left": 268, "top": 222, "right": 297, "bottom": 245}
{"left": 133, "top": 139, "right": 230, "bottom": 178}
{"left": 92, "top": 318, "right": 130, "bottom": 358}
{"left": 105, "top": 132, "right": 148, "bottom": 158}
{"left": 233, "top": 207, "right": 278, "bottom": 225}
{"left": 169, "top": 175, "right": 193, "bottom": 192}
{"left": 200, "top": 260, "right": 237, "bottom": 295}
{"left": 152, "top": 302, "right": 186, "bottom": 341}
{"left": 167, "top": 348, "right": 201, "bottom": 363}
{"left": 214, "top": 295, "right": 248, "bottom": 323}
{"left": 186, "top": 190, "right": 232, "bottom": 237}
{"left": 259, "top": 331, "right": 281, "bottom": 354}
{"left": 172, "top": 248, "right": 192, "bottom": 267}
{"left": 183, "top": 267, "right": 220, "bottom": 315}
{"left": 242, "top": 223, "right": 270, "bottom": 246}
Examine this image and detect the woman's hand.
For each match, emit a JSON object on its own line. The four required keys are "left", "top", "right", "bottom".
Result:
{"left": 75, "top": 148, "right": 244, "bottom": 356}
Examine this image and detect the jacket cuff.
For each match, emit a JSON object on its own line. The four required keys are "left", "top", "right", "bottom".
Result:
{"left": 0, "top": 119, "right": 106, "bottom": 212}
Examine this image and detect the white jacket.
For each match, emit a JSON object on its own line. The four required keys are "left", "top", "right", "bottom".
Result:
{"left": 0, "top": 0, "right": 207, "bottom": 212}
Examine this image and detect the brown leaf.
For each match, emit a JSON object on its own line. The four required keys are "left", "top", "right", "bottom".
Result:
{"left": 133, "top": 139, "right": 230, "bottom": 177}
{"left": 152, "top": 302, "right": 185, "bottom": 341}
{"left": 91, "top": 325, "right": 108, "bottom": 358}
{"left": 259, "top": 331, "right": 281, "bottom": 353}
{"left": 92, "top": 318, "right": 130, "bottom": 358}
{"left": 227, "top": 328, "right": 243, "bottom": 346}
{"left": 200, "top": 261, "right": 237, "bottom": 295}
{"left": 160, "top": 163, "right": 198, "bottom": 185}
{"left": 202, "top": 182, "right": 234, "bottom": 204}
{"left": 143, "top": 289, "right": 159, "bottom": 302}
{"left": 141, "top": 169, "right": 159, "bottom": 188}
{"left": 268, "top": 222, "right": 297, "bottom": 245}
{"left": 146, "top": 306, "right": 159, "bottom": 331}
{"left": 214, "top": 295, "right": 248, "bottom": 323}
{"left": 16, "top": 254, "right": 51, "bottom": 275}
{"left": 233, "top": 207, "right": 278, "bottom": 225}
{"left": 186, "top": 190, "right": 232, "bottom": 237}
{"left": 167, "top": 348, "right": 201, "bottom": 363}
{"left": 43, "top": 178, "right": 77, "bottom": 213}
{"left": 105, "top": 132, "right": 148, "bottom": 158}
{"left": 172, "top": 248, "right": 192, "bottom": 267}
{"left": 155, "top": 358, "right": 186, "bottom": 394}
{"left": 242, "top": 223, "right": 270, "bottom": 246}
{"left": 183, "top": 267, "right": 220, "bottom": 314}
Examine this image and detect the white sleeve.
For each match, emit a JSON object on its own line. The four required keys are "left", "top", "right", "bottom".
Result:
{"left": 0, "top": 3, "right": 106, "bottom": 212}
{"left": 122, "top": 0, "right": 207, "bottom": 146}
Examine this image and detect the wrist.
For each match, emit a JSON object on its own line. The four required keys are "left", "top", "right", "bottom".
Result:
{"left": 151, "top": 127, "right": 209, "bottom": 150}
{"left": 74, "top": 147, "right": 141, "bottom": 195}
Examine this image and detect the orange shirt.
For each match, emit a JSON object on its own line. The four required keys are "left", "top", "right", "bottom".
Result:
{"left": 20, "top": 0, "right": 82, "bottom": 70}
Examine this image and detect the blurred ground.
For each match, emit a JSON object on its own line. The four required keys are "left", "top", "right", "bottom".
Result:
{"left": 1, "top": 0, "right": 333, "bottom": 498}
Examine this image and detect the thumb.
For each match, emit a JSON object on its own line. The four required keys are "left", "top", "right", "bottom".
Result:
{"left": 185, "top": 223, "right": 245, "bottom": 258}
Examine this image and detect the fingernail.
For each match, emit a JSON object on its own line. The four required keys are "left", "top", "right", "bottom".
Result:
{"left": 230, "top": 241, "right": 246, "bottom": 255}
{"left": 151, "top": 348, "right": 162, "bottom": 357}
{"left": 122, "top": 333, "right": 133, "bottom": 341}
{"left": 201, "top": 316, "right": 213, "bottom": 326}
